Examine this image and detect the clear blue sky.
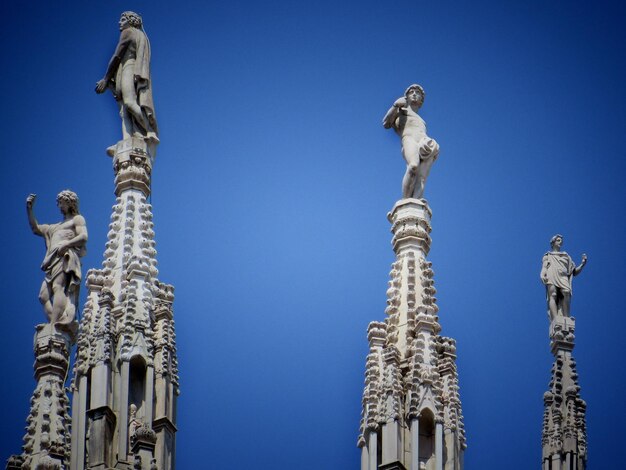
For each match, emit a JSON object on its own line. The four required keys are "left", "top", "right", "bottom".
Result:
{"left": 1, "top": 1, "right": 625, "bottom": 468}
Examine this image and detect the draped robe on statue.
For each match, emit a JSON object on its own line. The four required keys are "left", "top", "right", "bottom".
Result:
{"left": 111, "top": 26, "right": 158, "bottom": 137}
{"left": 541, "top": 251, "right": 576, "bottom": 293}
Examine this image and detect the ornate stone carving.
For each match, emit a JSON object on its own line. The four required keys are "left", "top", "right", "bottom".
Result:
{"left": 358, "top": 321, "right": 386, "bottom": 445}
{"left": 549, "top": 316, "right": 576, "bottom": 354}
{"left": 7, "top": 325, "right": 73, "bottom": 469}
{"left": 5, "top": 16, "right": 178, "bottom": 470}
{"left": 437, "top": 337, "right": 466, "bottom": 448}
{"left": 111, "top": 138, "right": 154, "bottom": 196}
{"left": 381, "top": 347, "right": 402, "bottom": 422}
{"left": 19, "top": 192, "right": 88, "bottom": 469}
{"left": 543, "top": 350, "right": 587, "bottom": 464}
{"left": 71, "top": 36, "right": 178, "bottom": 465}
{"left": 359, "top": 199, "right": 465, "bottom": 469}
{"left": 132, "top": 424, "right": 157, "bottom": 445}
{"left": 388, "top": 199, "right": 432, "bottom": 255}
{"left": 541, "top": 239, "right": 587, "bottom": 468}
{"left": 383, "top": 85, "right": 439, "bottom": 200}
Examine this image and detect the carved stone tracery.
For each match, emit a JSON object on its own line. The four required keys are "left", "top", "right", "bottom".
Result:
{"left": 358, "top": 199, "right": 465, "bottom": 469}
{"left": 67, "top": 134, "right": 179, "bottom": 469}
{"left": 542, "top": 316, "right": 587, "bottom": 468}
{"left": 8, "top": 325, "right": 74, "bottom": 470}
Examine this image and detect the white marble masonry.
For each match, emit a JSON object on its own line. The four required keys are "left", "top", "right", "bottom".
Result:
{"left": 358, "top": 199, "right": 466, "bottom": 470}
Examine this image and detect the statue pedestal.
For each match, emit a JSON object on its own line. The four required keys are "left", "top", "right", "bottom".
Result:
{"left": 7, "top": 323, "right": 76, "bottom": 469}
{"left": 388, "top": 198, "right": 432, "bottom": 256}
{"left": 131, "top": 425, "right": 158, "bottom": 470}
{"left": 110, "top": 137, "right": 155, "bottom": 197}
{"left": 108, "top": 135, "right": 157, "bottom": 161}
{"left": 549, "top": 316, "right": 575, "bottom": 355}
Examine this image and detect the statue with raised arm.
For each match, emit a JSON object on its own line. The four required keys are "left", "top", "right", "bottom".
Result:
{"left": 383, "top": 84, "right": 439, "bottom": 200}
{"left": 95, "top": 11, "right": 158, "bottom": 146}
{"left": 540, "top": 234, "right": 587, "bottom": 321}
{"left": 26, "top": 191, "right": 87, "bottom": 325}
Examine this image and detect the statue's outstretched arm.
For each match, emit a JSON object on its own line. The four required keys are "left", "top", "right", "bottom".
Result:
{"left": 573, "top": 254, "right": 587, "bottom": 276}
{"left": 26, "top": 194, "right": 43, "bottom": 236}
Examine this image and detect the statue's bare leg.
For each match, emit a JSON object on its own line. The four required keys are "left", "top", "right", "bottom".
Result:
{"left": 119, "top": 100, "right": 132, "bottom": 140}
{"left": 561, "top": 292, "right": 572, "bottom": 317}
{"left": 415, "top": 157, "right": 435, "bottom": 199}
{"left": 401, "top": 139, "right": 420, "bottom": 199}
{"left": 38, "top": 280, "right": 53, "bottom": 321}
{"left": 546, "top": 285, "right": 559, "bottom": 320}
{"left": 120, "top": 64, "right": 148, "bottom": 135}
{"left": 50, "top": 274, "right": 69, "bottom": 324}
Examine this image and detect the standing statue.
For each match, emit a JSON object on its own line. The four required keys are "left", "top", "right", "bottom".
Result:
{"left": 95, "top": 11, "right": 158, "bottom": 145}
{"left": 26, "top": 191, "right": 87, "bottom": 325}
{"left": 383, "top": 84, "right": 439, "bottom": 199}
{"left": 540, "top": 234, "right": 587, "bottom": 321}
{"left": 128, "top": 404, "right": 141, "bottom": 450}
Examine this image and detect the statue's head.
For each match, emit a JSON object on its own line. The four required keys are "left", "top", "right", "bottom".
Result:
{"left": 550, "top": 234, "right": 563, "bottom": 250}
{"left": 56, "top": 190, "right": 79, "bottom": 216}
{"left": 405, "top": 84, "right": 425, "bottom": 106}
{"left": 129, "top": 404, "right": 137, "bottom": 416}
{"left": 119, "top": 11, "right": 142, "bottom": 30}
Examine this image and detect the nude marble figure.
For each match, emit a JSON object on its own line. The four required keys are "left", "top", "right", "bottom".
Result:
{"left": 383, "top": 84, "right": 439, "bottom": 199}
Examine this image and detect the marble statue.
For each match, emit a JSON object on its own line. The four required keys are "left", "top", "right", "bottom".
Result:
{"left": 26, "top": 191, "right": 87, "bottom": 325}
{"left": 540, "top": 234, "right": 587, "bottom": 321}
{"left": 128, "top": 404, "right": 141, "bottom": 448}
{"left": 96, "top": 11, "right": 158, "bottom": 144}
{"left": 383, "top": 84, "right": 439, "bottom": 199}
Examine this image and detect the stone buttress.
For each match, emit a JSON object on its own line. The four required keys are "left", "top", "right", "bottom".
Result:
{"left": 358, "top": 199, "right": 466, "bottom": 470}
{"left": 70, "top": 137, "right": 179, "bottom": 470}
{"left": 541, "top": 316, "right": 587, "bottom": 470}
